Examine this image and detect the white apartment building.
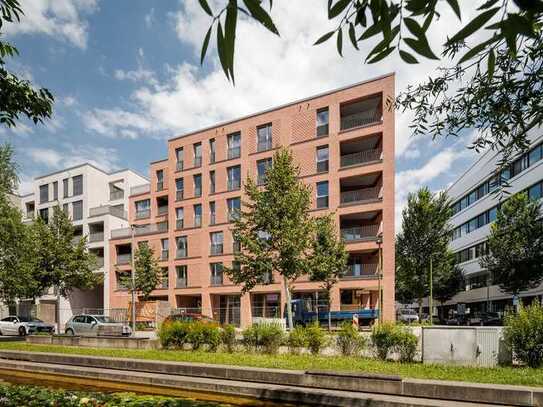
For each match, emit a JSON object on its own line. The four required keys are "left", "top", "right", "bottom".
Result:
{"left": 446, "top": 132, "right": 543, "bottom": 314}
{"left": 18, "top": 163, "right": 148, "bottom": 330}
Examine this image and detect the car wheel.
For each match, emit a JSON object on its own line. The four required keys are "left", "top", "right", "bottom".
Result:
{"left": 18, "top": 327, "right": 26, "bottom": 336}
{"left": 65, "top": 328, "right": 75, "bottom": 336}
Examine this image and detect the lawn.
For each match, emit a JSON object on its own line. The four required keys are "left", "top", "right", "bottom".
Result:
{"left": 0, "top": 341, "right": 542, "bottom": 388}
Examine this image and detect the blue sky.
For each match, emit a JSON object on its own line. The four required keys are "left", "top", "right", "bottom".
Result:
{"left": 0, "top": 0, "right": 481, "bottom": 223}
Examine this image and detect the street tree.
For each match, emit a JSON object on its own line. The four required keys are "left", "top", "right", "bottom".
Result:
{"left": 395, "top": 187, "right": 454, "bottom": 318}
{"left": 225, "top": 148, "right": 314, "bottom": 329}
{"left": 0, "top": 0, "right": 54, "bottom": 129}
{"left": 123, "top": 242, "right": 163, "bottom": 301}
{"left": 481, "top": 192, "right": 543, "bottom": 296}
{"left": 309, "top": 214, "right": 349, "bottom": 330}
{"left": 0, "top": 144, "right": 18, "bottom": 194}
{"left": 432, "top": 251, "right": 464, "bottom": 321}
{"left": 197, "top": 0, "right": 543, "bottom": 167}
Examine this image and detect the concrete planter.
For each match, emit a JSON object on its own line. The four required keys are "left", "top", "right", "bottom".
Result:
{"left": 26, "top": 335, "right": 53, "bottom": 345}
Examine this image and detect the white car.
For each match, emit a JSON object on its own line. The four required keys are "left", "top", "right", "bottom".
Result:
{"left": 397, "top": 309, "right": 419, "bottom": 324}
{"left": 0, "top": 315, "right": 54, "bottom": 336}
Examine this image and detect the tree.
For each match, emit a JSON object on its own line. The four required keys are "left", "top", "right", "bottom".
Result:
{"left": 432, "top": 251, "right": 464, "bottom": 321}
{"left": 28, "top": 206, "right": 99, "bottom": 299}
{"left": 395, "top": 187, "right": 454, "bottom": 318}
{"left": 0, "top": 144, "right": 17, "bottom": 194}
{"left": 309, "top": 214, "right": 349, "bottom": 330}
{"left": 197, "top": 1, "right": 542, "bottom": 166}
{"left": 0, "top": 0, "right": 54, "bottom": 129}
{"left": 225, "top": 148, "right": 314, "bottom": 329}
{"left": 123, "top": 242, "right": 163, "bottom": 301}
{"left": 481, "top": 192, "right": 543, "bottom": 296}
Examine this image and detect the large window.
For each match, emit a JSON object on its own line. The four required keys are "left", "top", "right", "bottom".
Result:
{"left": 193, "top": 142, "right": 202, "bottom": 167}
{"left": 209, "top": 201, "right": 216, "bottom": 225}
{"left": 156, "top": 170, "right": 164, "bottom": 191}
{"left": 175, "top": 147, "right": 184, "bottom": 171}
{"left": 63, "top": 178, "right": 69, "bottom": 198}
{"left": 72, "top": 200, "right": 83, "bottom": 221}
{"left": 175, "top": 207, "right": 184, "bottom": 229}
{"left": 316, "top": 181, "right": 329, "bottom": 208}
{"left": 209, "top": 138, "right": 216, "bottom": 163}
{"left": 53, "top": 181, "right": 58, "bottom": 201}
{"left": 176, "top": 236, "right": 188, "bottom": 258}
{"left": 161, "top": 239, "right": 169, "bottom": 260}
{"left": 135, "top": 199, "right": 151, "bottom": 219}
{"left": 193, "top": 174, "right": 202, "bottom": 197}
{"left": 257, "top": 124, "right": 272, "bottom": 152}
{"left": 227, "top": 197, "right": 241, "bottom": 221}
{"left": 227, "top": 132, "right": 241, "bottom": 159}
{"left": 194, "top": 204, "right": 202, "bottom": 227}
{"left": 176, "top": 265, "right": 188, "bottom": 288}
{"left": 316, "top": 107, "right": 329, "bottom": 137}
{"left": 39, "top": 207, "right": 49, "bottom": 223}
{"left": 210, "top": 263, "right": 223, "bottom": 285}
{"left": 227, "top": 165, "right": 241, "bottom": 191}
{"left": 175, "top": 178, "right": 184, "bottom": 201}
{"left": 257, "top": 158, "right": 272, "bottom": 185}
{"left": 316, "top": 146, "right": 329, "bottom": 173}
{"left": 210, "top": 231, "right": 223, "bottom": 255}
{"left": 210, "top": 170, "right": 216, "bottom": 194}
{"left": 72, "top": 175, "right": 83, "bottom": 196}
{"left": 39, "top": 184, "right": 49, "bottom": 204}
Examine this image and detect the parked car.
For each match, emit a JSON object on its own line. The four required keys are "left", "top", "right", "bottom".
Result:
{"left": 397, "top": 308, "right": 419, "bottom": 324}
{"left": 446, "top": 314, "right": 469, "bottom": 326}
{"left": 162, "top": 313, "right": 216, "bottom": 325}
{"left": 468, "top": 312, "right": 502, "bottom": 326}
{"left": 421, "top": 313, "right": 444, "bottom": 325}
{"left": 0, "top": 316, "right": 55, "bottom": 336}
{"left": 65, "top": 314, "right": 131, "bottom": 336}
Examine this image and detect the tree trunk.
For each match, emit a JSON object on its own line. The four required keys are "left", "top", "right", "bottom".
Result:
{"left": 418, "top": 298, "right": 423, "bottom": 320}
{"left": 328, "top": 296, "right": 332, "bottom": 332}
{"left": 284, "top": 277, "right": 294, "bottom": 330}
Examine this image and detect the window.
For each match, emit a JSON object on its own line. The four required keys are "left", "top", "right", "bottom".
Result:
{"left": 233, "top": 238, "right": 241, "bottom": 253}
{"left": 488, "top": 206, "right": 498, "bottom": 222}
{"left": 316, "top": 146, "right": 329, "bottom": 173}
{"left": 193, "top": 143, "right": 202, "bottom": 167}
{"left": 156, "top": 170, "right": 164, "bottom": 191}
{"left": 53, "top": 181, "right": 58, "bottom": 201}
{"left": 175, "top": 207, "right": 184, "bottom": 229}
{"left": 175, "top": 147, "right": 184, "bottom": 171}
{"left": 210, "top": 231, "right": 223, "bottom": 255}
{"left": 116, "top": 272, "right": 128, "bottom": 290}
{"left": 39, "top": 208, "right": 49, "bottom": 223}
{"left": 176, "top": 265, "right": 188, "bottom": 288}
{"left": 316, "top": 107, "right": 329, "bottom": 137}
{"left": 39, "top": 184, "right": 49, "bottom": 204}
{"left": 209, "top": 138, "right": 216, "bottom": 163}
{"left": 175, "top": 178, "right": 184, "bottom": 201}
{"left": 72, "top": 200, "right": 83, "bottom": 221}
{"left": 512, "top": 155, "right": 528, "bottom": 177}
{"left": 227, "top": 165, "right": 241, "bottom": 191}
{"left": 63, "top": 178, "right": 69, "bottom": 198}
{"left": 135, "top": 199, "right": 151, "bottom": 219}
{"left": 210, "top": 262, "right": 223, "bottom": 285}
{"left": 529, "top": 144, "right": 542, "bottom": 166}
{"left": 257, "top": 124, "right": 272, "bottom": 152}
{"left": 207, "top": 170, "right": 215, "bottom": 194}
{"left": 62, "top": 203, "right": 69, "bottom": 214}
{"left": 227, "top": 197, "right": 241, "bottom": 221}
{"left": 194, "top": 204, "right": 202, "bottom": 227}
{"left": 209, "top": 201, "right": 216, "bottom": 225}
{"left": 161, "top": 239, "right": 169, "bottom": 260}
{"left": 176, "top": 236, "right": 188, "bottom": 258}
{"left": 529, "top": 182, "right": 543, "bottom": 200}
{"left": 158, "top": 268, "right": 169, "bottom": 288}
{"left": 193, "top": 174, "right": 202, "bottom": 197}
{"left": 316, "top": 181, "right": 329, "bottom": 208}
{"left": 257, "top": 158, "right": 272, "bottom": 185}
{"left": 72, "top": 175, "right": 83, "bottom": 196}
{"left": 227, "top": 132, "right": 241, "bottom": 159}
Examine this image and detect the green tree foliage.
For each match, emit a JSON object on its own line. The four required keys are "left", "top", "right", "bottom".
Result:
{"left": 396, "top": 188, "right": 457, "bottom": 317}
{"left": 504, "top": 299, "right": 543, "bottom": 368}
{"left": 481, "top": 193, "right": 543, "bottom": 295}
{"left": 198, "top": 0, "right": 543, "bottom": 166}
{"left": 0, "top": 0, "right": 54, "bottom": 129}
{"left": 309, "top": 214, "right": 348, "bottom": 330}
{"left": 0, "top": 144, "right": 17, "bottom": 194}
{"left": 225, "top": 148, "right": 314, "bottom": 329}
{"left": 123, "top": 242, "right": 163, "bottom": 301}
{"left": 28, "top": 207, "right": 99, "bottom": 299}
{"left": 433, "top": 251, "right": 464, "bottom": 320}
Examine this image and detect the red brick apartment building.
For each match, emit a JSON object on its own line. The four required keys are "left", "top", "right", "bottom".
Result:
{"left": 109, "top": 74, "right": 395, "bottom": 327}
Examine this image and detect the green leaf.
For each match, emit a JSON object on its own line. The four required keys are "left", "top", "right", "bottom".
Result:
{"left": 457, "top": 35, "right": 501, "bottom": 64}
{"left": 243, "top": 0, "right": 279, "bottom": 35}
{"left": 404, "top": 36, "right": 438, "bottom": 60}
{"left": 225, "top": 1, "right": 238, "bottom": 83}
{"left": 487, "top": 48, "right": 495, "bottom": 80}
{"left": 446, "top": 0, "right": 461, "bottom": 19}
{"left": 446, "top": 7, "right": 500, "bottom": 45}
{"left": 216, "top": 21, "right": 230, "bottom": 80}
{"left": 358, "top": 22, "right": 381, "bottom": 40}
{"left": 198, "top": 0, "right": 213, "bottom": 16}
{"left": 314, "top": 30, "right": 335, "bottom": 45}
{"left": 348, "top": 23, "right": 359, "bottom": 50}
{"left": 367, "top": 46, "right": 395, "bottom": 64}
{"left": 399, "top": 50, "right": 418, "bottom": 64}
{"left": 403, "top": 17, "right": 424, "bottom": 38}
{"left": 336, "top": 27, "right": 343, "bottom": 57}
{"left": 200, "top": 25, "right": 212, "bottom": 65}
{"left": 329, "top": 0, "right": 351, "bottom": 19}
{"left": 478, "top": 0, "right": 499, "bottom": 10}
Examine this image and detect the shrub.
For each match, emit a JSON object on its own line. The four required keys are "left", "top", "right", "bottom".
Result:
{"left": 336, "top": 322, "right": 366, "bottom": 356}
{"left": 395, "top": 329, "right": 418, "bottom": 363}
{"left": 242, "top": 322, "right": 285, "bottom": 354}
{"left": 371, "top": 322, "right": 400, "bottom": 360}
{"left": 158, "top": 321, "right": 190, "bottom": 349}
{"left": 221, "top": 324, "right": 237, "bottom": 353}
{"left": 287, "top": 326, "right": 308, "bottom": 354}
{"left": 158, "top": 320, "right": 220, "bottom": 351}
{"left": 504, "top": 300, "right": 543, "bottom": 368}
{"left": 304, "top": 322, "right": 328, "bottom": 355}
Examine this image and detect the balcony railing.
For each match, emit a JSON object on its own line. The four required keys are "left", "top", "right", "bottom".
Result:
{"left": 176, "top": 248, "right": 187, "bottom": 258}
{"left": 210, "top": 213, "right": 216, "bottom": 225}
{"left": 342, "top": 263, "right": 379, "bottom": 279}
{"left": 194, "top": 188, "right": 202, "bottom": 197}
{"left": 227, "top": 179, "right": 241, "bottom": 191}
{"left": 316, "top": 124, "right": 328, "bottom": 137}
{"left": 210, "top": 152, "right": 216, "bottom": 163}
{"left": 176, "top": 161, "right": 184, "bottom": 171}
{"left": 157, "top": 182, "right": 164, "bottom": 192}
{"left": 210, "top": 275, "right": 223, "bottom": 286}
{"left": 316, "top": 160, "right": 329, "bottom": 173}
{"left": 158, "top": 206, "right": 168, "bottom": 216}
{"left": 176, "top": 278, "right": 187, "bottom": 288}
{"left": 109, "top": 190, "right": 124, "bottom": 200}
{"left": 194, "top": 156, "right": 202, "bottom": 167}
{"left": 116, "top": 253, "right": 131, "bottom": 265}
{"left": 257, "top": 140, "right": 272, "bottom": 152}
{"left": 341, "top": 224, "right": 380, "bottom": 241}
{"left": 135, "top": 209, "right": 150, "bottom": 219}
{"left": 130, "top": 184, "right": 150, "bottom": 196}
{"left": 340, "top": 186, "right": 381, "bottom": 205}
{"left": 316, "top": 196, "right": 329, "bottom": 209}
{"left": 340, "top": 107, "right": 382, "bottom": 131}
{"left": 176, "top": 190, "right": 184, "bottom": 201}
{"left": 89, "top": 205, "right": 127, "bottom": 220}
{"left": 210, "top": 244, "right": 223, "bottom": 255}
{"left": 88, "top": 232, "right": 104, "bottom": 242}
{"left": 176, "top": 219, "right": 184, "bottom": 229}
{"left": 194, "top": 215, "right": 202, "bottom": 228}
{"left": 340, "top": 149, "right": 382, "bottom": 168}
{"left": 228, "top": 147, "right": 241, "bottom": 159}
{"left": 252, "top": 306, "right": 280, "bottom": 319}
{"left": 160, "top": 250, "right": 169, "bottom": 261}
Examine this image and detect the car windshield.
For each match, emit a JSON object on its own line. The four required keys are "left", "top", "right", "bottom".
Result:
{"left": 93, "top": 316, "right": 116, "bottom": 323}
{"left": 18, "top": 317, "right": 41, "bottom": 322}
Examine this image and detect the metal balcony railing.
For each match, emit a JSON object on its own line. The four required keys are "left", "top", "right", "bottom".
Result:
{"left": 316, "top": 124, "right": 329, "bottom": 137}
{"left": 156, "top": 182, "right": 164, "bottom": 192}
{"left": 210, "top": 152, "right": 216, "bottom": 164}
{"left": 156, "top": 221, "right": 168, "bottom": 232}
{"left": 158, "top": 206, "right": 168, "bottom": 215}
{"left": 257, "top": 140, "right": 272, "bottom": 152}
{"left": 210, "top": 244, "right": 223, "bottom": 255}
{"left": 340, "top": 186, "right": 381, "bottom": 205}
{"left": 210, "top": 275, "right": 223, "bottom": 286}
{"left": 194, "top": 187, "right": 202, "bottom": 197}
{"left": 161, "top": 250, "right": 169, "bottom": 261}
{"left": 176, "top": 190, "right": 184, "bottom": 201}
{"left": 176, "top": 248, "right": 187, "bottom": 258}
{"left": 194, "top": 215, "right": 202, "bottom": 227}
{"left": 135, "top": 209, "right": 150, "bottom": 219}
{"left": 210, "top": 213, "right": 216, "bottom": 225}
{"left": 88, "top": 232, "right": 104, "bottom": 242}
{"left": 130, "top": 184, "right": 150, "bottom": 196}
{"left": 340, "top": 148, "right": 382, "bottom": 168}
{"left": 176, "top": 278, "right": 187, "bottom": 288}
{"left": 316, "top": 196, "right": 329, "bottom": 209}
{"left": 176, "top": 219, "right": 184, "bottom": 230}
{"left": 252, "top": 306, "right": 280, "bottom": 318}
{"left": 342, "top": 263, "right": 379, "bottom": 279}
{"left": 340, "top": 107, "right": 382, "bottom": 131}
{"left": 194, "top": 156, "right": 202, "bottom": 167}
{"left": 109, "top": 190, "right": 124, "bottom": 200}
{"left": 316, "top": 160, "right": 329, "bottom": 173}
{"left": 227, "top": 179, "right": 241, "bottom": 191}
{"left": 341, "top": 224, "right": 380, "bottom": 241}
{"left": 176, "top": 161, "right": 184, "bottom": 171}
{"left": 116, "top": 253, "right": 131, "bottom": 265}
{"left": 228, "top": 147, "right": 241, "bottom": 159}
{"left": 257, "top": 175, "right": 266, "bottom": 186}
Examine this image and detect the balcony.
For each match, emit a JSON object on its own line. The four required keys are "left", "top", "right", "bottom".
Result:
{"left": 109, "top": 190, "right": 124, "bottom": 200}
{"left": 90, "top": 205, "right": 127, "bottom": 219}
{"left": 341, "top": 224, "right": 380, "bottom": 241}
{"left": 340, "top": 95, "right": 382, "bottom": 131}
{"left": 341, "top": 186, "right": 381, "bottom": 204}
{"left": 116, "top": 253, "right": 131, "bottom": 265}
{"left": 210, "top": 274, "right": 223, "bottom": 286}
{"left": 342, "top": 263, "right": 378, "bottom": 279}
{"left": 158, "top": 206, "right": 168, "bottom": 216}
{"left": 135, "top": 209, "right": 150, "bottom": 219}
{"left": 257, "top": 140, "right": 272, "bottom": 152}
{"left": 130, "top": 184, "right": 150, "bottom": 196}
{"left": 194, "top": 156, "right": 202, "bottom": 167}
{"left": 176, "top": 277, "right": 188, "bottom": 288}
{"left": 340, "top": 173, "right": 382, "bottom": 205}
{"left": 228, "top": 147, "right": 241, "bottom": 160}
{"left": 176, "top": 161, "right": 184, "bottom": 171}
{"left": 88, "top": 232, "right": 104, "bottom": 243}
{"left": 341, "top": 149, "right": 382, "bottom": 168}
{"left": 176, "top": 190, "right": 184, "bottom": 201}
{"left": 210, "top": 243, "right": 223, "bottom": 255}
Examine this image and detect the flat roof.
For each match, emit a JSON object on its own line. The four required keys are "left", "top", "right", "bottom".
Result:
{"left": 34, "top": 163, "right": 148, "bottom": 181}
{"left": 168, "top": 72, "right": 395, "bottom": 143}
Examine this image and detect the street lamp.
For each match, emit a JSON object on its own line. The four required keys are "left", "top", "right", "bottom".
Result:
{"left": 376, "top": 233, "right": 383, "bottom": 323}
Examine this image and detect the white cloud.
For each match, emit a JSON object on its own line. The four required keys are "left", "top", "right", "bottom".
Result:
{"left": 82, "top": 108, "right": 155, "bottom": 139}
{"left": 114, "top": 68, "right": 157, "bottom": 86}
{"left": 62, "top": 96, "right": 77, "bottom": 107}
{"left": 4, "top": 0, "right": 99, "bottom": 49}
{"left": 144, "top": 8, "right": 155, "bottom": 28}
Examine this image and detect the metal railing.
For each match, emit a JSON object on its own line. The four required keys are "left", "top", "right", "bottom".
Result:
{"left": 176, "top": 278, "right": 187, "bottom": 288}
{"left": 160, "top": 250, "right": 169, "bottom": 261}
{"left": 340, "top": 148, "right": 382, "bottom": 168}
{"left": 176, "top": 248, "right": 187, "bottom": 258}
{"left": 116, "top": 253, "right": 131, "bottom": 265}
{"left": 212, "top": 307, "right": 240, "bottom": 327}
{"left": 135, "top": 209, "right": 150, "bottom": 219}
{"left": 158, "top": 206, "right": 168, "bottom": 215}
{"left": 176, "top": 161, "right": 184, "bottom": 171}
{"left": 194, "top": 187, "right": 202, "bottom": 197}
{"left": 176, "top": 190, "right": 184, "bottom": 201}
{"left": 252, "top": 306, "right": 280, "bottom": 318}
{"left": 210, "top": 244, "right": 223, "bottom": 255}
{"left": 88, "top": 232, "right": 104, "bottom": 242}
{"left": 316, "top": 124, "right": 329, "bottom": 137}
{"left": 228, "top": 147, "right": 241, "bottom": 159}
{"left": 194, "top": 156, "right": 202, "bottom": 167}
{"left": 316, "top": 196, "right": 329, "bottom": 209}
{"left": 233, "top": 241, "right": 241, "bottom": 253}
{"left": 109, "top": 190, "right": 124, "bottom": 200}
{"left": 210, "top": 213, "right": 216, "bottom": 225}
{"left": 176, "top": 219, "right": 184, "bottom": 230}
{"left": 171, "top": 307, "right": 201, "bottom": 315}
{"left": 210, "top": 275, "right": 223, "bottom": 286}
{"left": 342, "top": 263, "right": 379, "bottom": 279}
{"left": 340, "top": 107, "right": 382, "bottom": 131}
{"left": 156, "top": 182, "right": 164, "bottom": 192}
{"left": 130, "top": 184, "right": 150, "bottom": 196}
{"left": 257, "top": 140, "right": 272, "bottom": 152}
{"left": 257, "top": 175, "right": 266, "bottom": 186}
{"left": 340, "top": 186, "right": 381, "bottom": 204}
{"left": 316, "top": 160, "right": 329, "bottom": 173}
{"left": 210, "top": 152, "right": 216, "bottom": 163}
{"left": 341, "top": 224, "right": 380, "bottom": 241}
{"left": 156, "top": 221, "right": 168, "bottom": 232}
{"left": 227, "top": 179, "right": 241, "bottom": 191}
{"left": 194, "top": 215, "right": 202, "bottom": 227}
